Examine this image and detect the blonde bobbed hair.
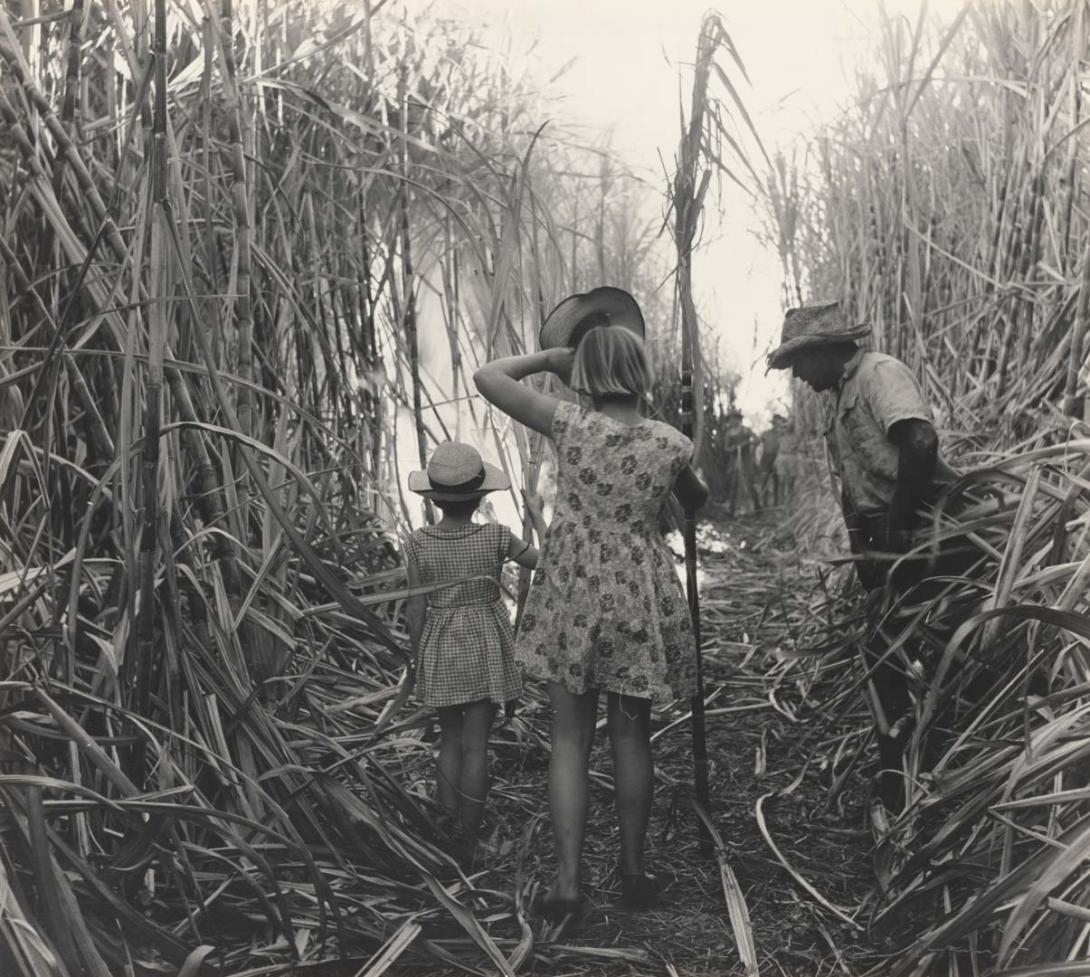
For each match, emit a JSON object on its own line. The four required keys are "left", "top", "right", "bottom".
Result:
{"left": 570, "top": 325, "right": 652, "bottom": 399}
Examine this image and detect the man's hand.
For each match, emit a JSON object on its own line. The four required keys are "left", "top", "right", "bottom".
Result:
{"left": 855, "top": 558, "right": 886, "bottom": 591}
{"left": 843, "top": 489, "right": 886, "bottom": 590}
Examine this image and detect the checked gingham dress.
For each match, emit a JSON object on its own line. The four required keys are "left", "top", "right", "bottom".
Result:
{"left": 516, "top": 402, "right": 697, "bottom": 702}
{"left": 403, "top": 523, "right": 522, "bottom": 708}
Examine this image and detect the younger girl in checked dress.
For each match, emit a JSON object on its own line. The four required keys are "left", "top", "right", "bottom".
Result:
{"left": 475, "top": 287, "right": 708, "bottom": 918}
{"left": 403, "top": 442, "right": 538, "bottom": 847}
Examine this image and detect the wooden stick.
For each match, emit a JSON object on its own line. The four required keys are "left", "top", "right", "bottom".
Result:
{"left": 679, "top": 357, "right": 710, "bottom": 833}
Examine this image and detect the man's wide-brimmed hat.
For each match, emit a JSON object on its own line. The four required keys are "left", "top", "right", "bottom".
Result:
{"left": 408, "top": 442, "right": 509, "bottom": 502}
{"left": 767, "top": 301, "right": 870, "bottom": 370}
{"left": 539, "top": 286, "right": 645, "bottom": 351}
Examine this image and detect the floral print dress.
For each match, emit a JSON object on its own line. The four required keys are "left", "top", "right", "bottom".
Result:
{"left": 516, "top": 402, "right": 697, "bottom": 702}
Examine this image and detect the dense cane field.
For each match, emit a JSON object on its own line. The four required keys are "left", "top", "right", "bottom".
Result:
{"left": 3, "top": 1, "right": 1090, "bottom": 976}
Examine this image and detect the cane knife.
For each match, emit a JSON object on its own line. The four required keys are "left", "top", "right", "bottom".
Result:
{"left": 680, "top": 342, "right": 711, "bottom": 833}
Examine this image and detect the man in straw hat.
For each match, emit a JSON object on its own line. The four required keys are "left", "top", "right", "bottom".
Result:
{"left": 721, "top": 406, "right": 761, "bottom": 518}
{"left": 768, "top": 301, "right": 961, "bottom": 810}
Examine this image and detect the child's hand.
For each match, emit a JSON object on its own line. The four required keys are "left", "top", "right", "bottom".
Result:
{"left": 523, "top": 490, "right": 548, "bottom": 541}
{"left": 545, "top": 347, "right": 575, "bottom": 385}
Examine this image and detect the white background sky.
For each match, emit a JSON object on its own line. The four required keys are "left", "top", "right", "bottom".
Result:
{"left": 445, "top": 0, "right": 968, "bottom": 425}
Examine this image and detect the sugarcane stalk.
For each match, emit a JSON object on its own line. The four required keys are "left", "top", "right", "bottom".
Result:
{"left": 680, "top": 350, "right": 710, "bottom": 827}
{"left": 673, "top": 153, "right": 710, "bottom": 840}
{"left": 442, "top": 212, "right": 463, "bottom": 437}
{"left": 200, "top": 14, "right": 223, "bottom": 367}
{"left": 27, "top": 0, "right": 83, "bottom": 299}
{"left": 670, "top": 18, "right": 730, "bottom": 834}
{"left": 1063, "top": 3, "right": 1088, "bottom": 419}
{"left": 216, "top": 0, "right": 256, "bottom": 439}
{"left": 673, "top": 178, "right": 710, "bottom": 828}
{"left": 399, "top": 64, "right": 430, "bottom": 522}
{"left": 133, "top": 0, "right": 170, "bottom": 719}
{"left": 1063, "top": 243, "right": 1090, "bottom": 419}
{"left": 358, "top": 188, "right": 382, "bottom": 484}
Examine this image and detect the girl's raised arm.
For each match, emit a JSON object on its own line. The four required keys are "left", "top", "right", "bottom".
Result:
{"left": 474, "top": 349, "right": 574, "bottom": 437}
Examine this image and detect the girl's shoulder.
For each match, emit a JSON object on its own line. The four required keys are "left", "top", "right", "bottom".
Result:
{"left": 555, "top": 401, "right": 632, "bottom": 447}
{"left": 556, "top": 406, "right": 691, "bottom": 459}
{"left": 407, "top": 523, "right": 489, "bottom": 552}
{"left": 418, "top": 523, "right": 488, "bottom": 539}
{"left": 644, "top": 418, "right": 693, "bottom": 453}
{"left": 470, "top": 522, "right": 514, "bottom": 562}
{"left": 479, "top": 521, "right": 512, "bottom": 544}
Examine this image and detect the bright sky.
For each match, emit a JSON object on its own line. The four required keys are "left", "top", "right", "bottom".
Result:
{"left": 447, "top": 0, "right": 968, "bottom": 425}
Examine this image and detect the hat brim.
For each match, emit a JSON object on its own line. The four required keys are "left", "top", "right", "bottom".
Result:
{"left": 766, "top": 325, "right": 871, "bottom": 370}
{"left": 539, "top": 287, "right": 645, "bottom": 350}
{"left": 408, "top": 462, "right": 510, "bottom": 501}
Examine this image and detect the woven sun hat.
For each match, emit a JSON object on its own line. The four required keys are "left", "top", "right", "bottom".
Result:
{"left": 766, "top": 301, "right": 871, "bottom": 370}
{"left": 538, "top": 286, "right": 645, "bottom": 351}
{"left": 408, "top": 442, "right": 509, "bottom": 501}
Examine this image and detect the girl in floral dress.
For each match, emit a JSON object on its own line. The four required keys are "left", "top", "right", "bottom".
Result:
{"left": 404, "top": 442, "right": 539, "bottom": 850}
{"left": 474, "top": 287, "right": 708, "bottom": 917}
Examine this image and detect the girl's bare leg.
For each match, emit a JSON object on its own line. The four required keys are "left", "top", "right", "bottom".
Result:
{"left": 436, "top": 706, "right": 463, "bottom": 819}
{"left": 607, "top": 692, "right": 653, "bottom": 876}
{"left": 458, "top": 699, "right": 497, "bottom": 839}
{"left": 546, "top": 682, "right": 598, "bottom": 900}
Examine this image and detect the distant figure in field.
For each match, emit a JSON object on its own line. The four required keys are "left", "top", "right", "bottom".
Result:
{"left": 768, "top": 300, "right": 959, "bottom": 810}
{"left": 757, "top": 413, "right": 789, "bottom": 507}
{"left": 722, "top": 408, "right": 761, "bottom": 518}
{"left": 773, "top": 414, "right": 799, "bottom": 505}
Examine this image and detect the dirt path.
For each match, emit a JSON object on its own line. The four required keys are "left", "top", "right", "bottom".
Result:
{"left": 484, "top": 510, "right": 879, "bottom": 976}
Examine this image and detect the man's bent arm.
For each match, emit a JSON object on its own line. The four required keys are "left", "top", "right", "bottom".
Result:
{"left": 887, "top": 418, "right": 938, "bottom": 547}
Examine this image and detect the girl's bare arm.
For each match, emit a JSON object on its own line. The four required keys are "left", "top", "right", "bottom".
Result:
{"left": 404, "top": 557, "right": 426, "bottom": 659}
{"left": 508, "top": 535, "right": 540, "bottom": 570}
{"left": 473, "top": 349, "right": 574, "bottom": 437}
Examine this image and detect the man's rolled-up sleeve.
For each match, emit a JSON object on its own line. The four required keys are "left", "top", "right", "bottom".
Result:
{"left": 862, "top": 359, "right": 933, "bottom": 434}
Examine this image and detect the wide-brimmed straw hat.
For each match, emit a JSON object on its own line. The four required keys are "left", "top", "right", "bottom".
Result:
{"left": 408, "top": 442, "right": 509, "bottom": 502}
{"left": 539, "top": 286, "right": 645, "bottom": 350}
{"left": 767, "top": 301, "right": 870, "bottom": 370}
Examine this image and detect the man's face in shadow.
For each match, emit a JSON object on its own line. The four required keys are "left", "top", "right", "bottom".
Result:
{"left": 789, "top": 346, "right": 851, "bottom": 392}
